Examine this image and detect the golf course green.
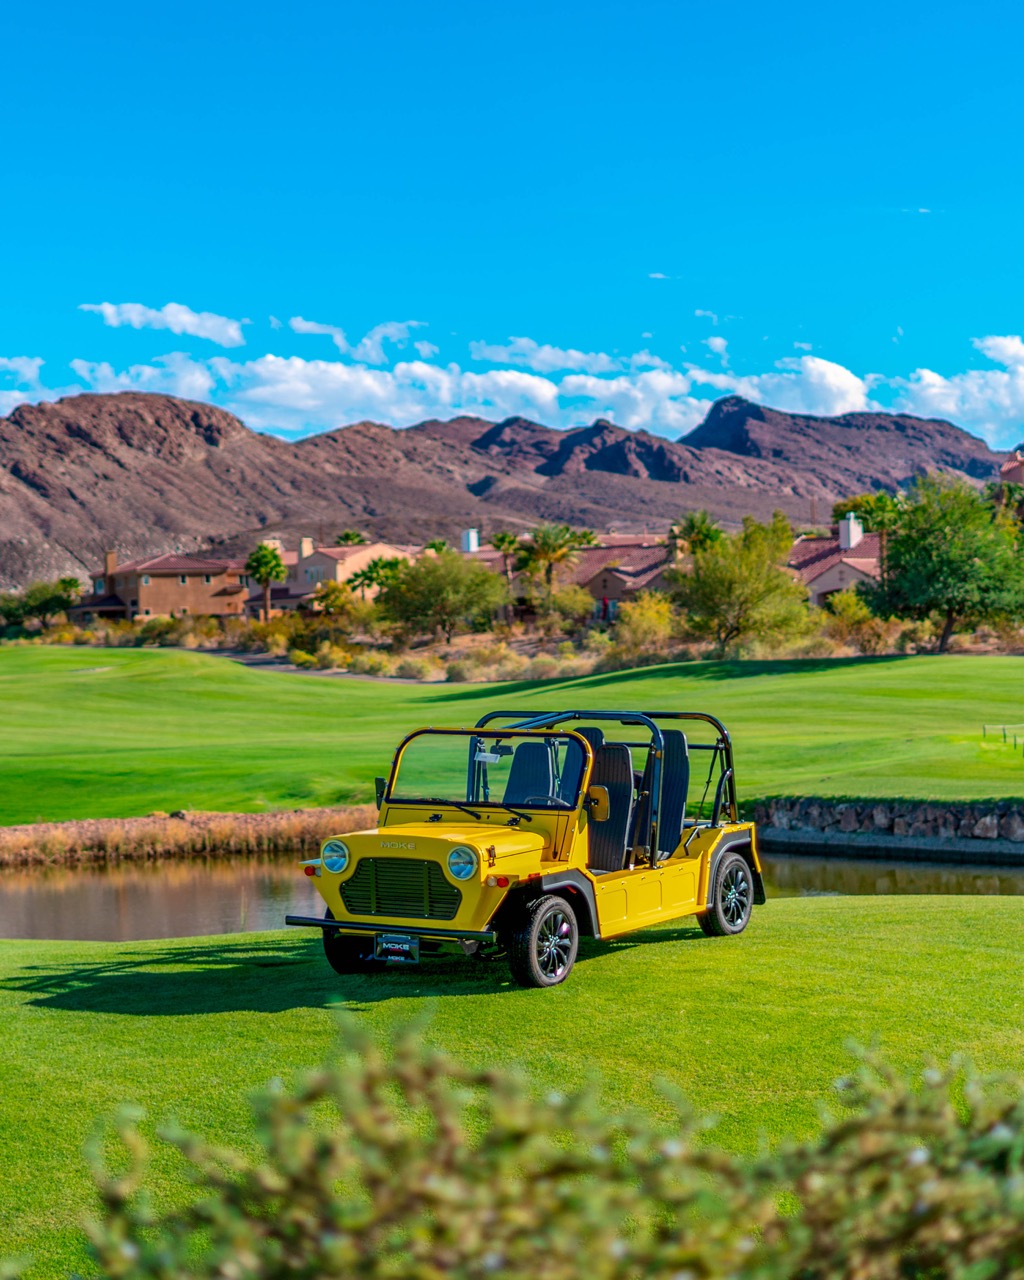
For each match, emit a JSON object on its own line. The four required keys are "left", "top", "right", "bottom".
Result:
{"left": 1, "top": 646, "right": 1021, "bottom": 824}
{"left": 3, "top": 896, "right": 1024, "bottom": 1275}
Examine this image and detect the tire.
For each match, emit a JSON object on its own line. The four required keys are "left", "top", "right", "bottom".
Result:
{"left": 506, "top": 895, "right": 579, "bottom": 988}
{"left": 697, "top": 851, "right": 754, "bottom": 937}
{"left": 321, "top": 910, "right": 382, "bottom": 975}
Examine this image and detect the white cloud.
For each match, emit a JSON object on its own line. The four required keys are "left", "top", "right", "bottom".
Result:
{"left": 70, "top": 352, "right": 216, "bottom": 401}
{"left": 694, "top": 308, "right": 719, "bottom": 325}
{"left": 793, "top": 341, "right": 812, "bottom": 351}
{"left": 414, "top": 340, "right": 440, "bottom": 359}
{"left": 269, "top": 315, "right": 283, "bottom": 330}
{"left": 648, "top": 272, "right": 669, "bottom": 280}
{"left": 288, "top": 316, "right": 424, "bottom": 364}
{"left": 641, "top": 331, "right": 653, "bottom": 339}
{"left": 0, "top": 355, "right": 44, "bottom": 386}
{"left": 79, "top": 301, "right": 247, "bottom": 347}
{"left": 560, "top": 368, "right": 706, "bottom": 433}
{"left": 889, "top": 334, "right": 1024, "bottom": 445}
{"left": 468, "top": 335, "right": 620, "bottom": 375}
{"left": 688, "top": 354, "right": 871, "bottom": 417}
{"left": 704, "top": 336, "right": 728, "bottom": 363}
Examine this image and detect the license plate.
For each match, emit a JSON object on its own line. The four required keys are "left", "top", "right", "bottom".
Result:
{"left": 375, "top": 932, "right": 420, "bottom": 963}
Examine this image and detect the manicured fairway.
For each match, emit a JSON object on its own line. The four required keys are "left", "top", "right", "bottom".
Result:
{"left": 0, "top": 647, "right": 1021, "bottom": 823}
{"left": 2, "top": 895, "right": 1024, "bottom": 1275}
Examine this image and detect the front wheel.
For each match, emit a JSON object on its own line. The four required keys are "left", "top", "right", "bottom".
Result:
{"left": 322, "top": 910, "right": 382, "bottom": 975}
{"left": 697, "top": 852, "right": 754, "bottom": 937}
{"left": 507, "top": 895, "right": 579, "bottom": 988}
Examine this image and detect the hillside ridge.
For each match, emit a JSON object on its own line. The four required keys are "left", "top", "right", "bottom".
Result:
{"left": 0, "top": 390, "right": 1006, "bottom": 585}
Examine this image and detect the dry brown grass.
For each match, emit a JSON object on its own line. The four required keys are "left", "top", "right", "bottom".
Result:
{"left": 0, "top": 805, "right": 377, "bottom": 869}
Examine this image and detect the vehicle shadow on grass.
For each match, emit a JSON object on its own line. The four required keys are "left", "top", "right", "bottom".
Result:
{"left": 1, "top": 925, "right": 708, "bottom": 1016}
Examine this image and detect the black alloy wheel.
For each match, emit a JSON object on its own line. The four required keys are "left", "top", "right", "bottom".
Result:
{"left": 321, "top": 909, "right": 383, "bottom": 975}
{"left": 697, "top": 851, "right": 754, "bottom": 937}
{"left": 507, "top": 894, "right": 579, "bottom": 988}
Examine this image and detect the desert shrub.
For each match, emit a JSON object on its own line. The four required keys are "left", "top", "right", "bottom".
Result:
{"left": 895, "top": 616, "right": 938, "bottom": 653}
{"left": 614, "top": 591, "right": 676, "bottom": 654}
{"left": 584, "top": 627, "right": 613, "bottom": 656}
{"left": 347, "top": 649, "right": 395, "bottom": 676}
{"left": 444, "top": 658, "right": 472, "bottom": 682}
{"left": 821, "top": 588, "right": 898, "bottom": 655}
{"left": 495, "top": 652, "right": 530, "bottom": 680}
{"left": 467, "top": 640, "right": 512, "bottom": 666}
{"left": 70, "top": 1025, "right": 1024, "bottom": 1280}
{"left": 394, "top": 656, "right": 441, "bottom": 680}
{"left": 546, "top": 583, "right": 595, "bottom": 633}
{"left": 526, "top": 654, "right": 561, "bottom": 680}
{"left": 288, "top": 648, "right": 317, "bottom": 669}
{"left": 557, "top": 639, "right": 576, "bottom": 658}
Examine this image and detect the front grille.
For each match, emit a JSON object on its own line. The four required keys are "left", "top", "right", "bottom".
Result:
{"left": 340, "top": 858, "right": 462, "bottom": 920}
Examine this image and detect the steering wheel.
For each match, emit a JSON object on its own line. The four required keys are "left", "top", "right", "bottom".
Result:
{"left": 523, "top": 795, "right": 572, "bottom": 808}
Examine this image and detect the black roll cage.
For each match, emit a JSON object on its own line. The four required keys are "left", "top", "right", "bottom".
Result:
{"left": 474, "top": 709, "right": 738, "bottom": 867}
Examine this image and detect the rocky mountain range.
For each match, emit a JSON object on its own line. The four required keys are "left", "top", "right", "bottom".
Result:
{"left": 0, "top": 390, "right": 1010, "bottom": 587}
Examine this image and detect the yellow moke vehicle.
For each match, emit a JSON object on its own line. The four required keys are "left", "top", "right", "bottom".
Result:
{"left": 285, "top": 708, "right": 765, "bottom": 988}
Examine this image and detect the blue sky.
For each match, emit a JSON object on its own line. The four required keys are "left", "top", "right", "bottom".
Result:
{"left": 2, "top": 0, "right": 1024, "bottom": 446}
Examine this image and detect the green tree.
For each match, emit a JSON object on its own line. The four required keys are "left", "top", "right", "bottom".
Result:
{"left": 245, "top": 543, "right": 287, "bottom": 622}
{"left": 831, "top": 491, "right": 903, "bottom": 532}
{"left": 671, "top": 511, "right": 809, "bottom": 656}
{"left": 517, "top": 524, "right": 597, "bottom": 601}
{"left": 335, "top": 530, "right": 367, "bottom": 545}
{"left": 380, "top": 550, "right": 506, "bottom": 643}
{"left": 425, "top": 538, "right": 449, "bottom": 553}
{"left": 668, "top": 509, "right": 722, "bottom": 556}
{"left": 312, "top": 579, "right": 356, "bottom": 617}
{"left": 18, "top": 578, "right": 81, "bottom": 628}
{"left": 865, "top": 474, "right": 1024, "bottom": 653}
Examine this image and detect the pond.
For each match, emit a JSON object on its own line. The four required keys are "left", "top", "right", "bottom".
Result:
{"left": 1, "top": 852, "right": 1023, "bottom": 942}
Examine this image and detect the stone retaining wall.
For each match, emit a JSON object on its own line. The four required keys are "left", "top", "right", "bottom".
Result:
{"left": 752, "top": 798, "right": 1024, "bottom": 844}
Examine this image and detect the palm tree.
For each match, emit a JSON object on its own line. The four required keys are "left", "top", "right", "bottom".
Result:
{"left": 349, "top": 556, "right": 405, "bottom": 600}
{"left": 246, "top": 543, "right": 287, "bottom": 621}
{"left": 335, "top": 530, "right": 367, "bottom": 545}
{"left": 668, "top": 510, "right": 722, "bottom": 558}
{"left": 518, "top": 524, "right": 597, "bottom": 600}
{"left": 490, "top": 531, "right": 520, "bottom": 591}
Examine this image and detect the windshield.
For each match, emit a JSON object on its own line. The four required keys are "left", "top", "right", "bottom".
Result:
{"left": 389, "top": 731, "right": 587, "bottom": 809}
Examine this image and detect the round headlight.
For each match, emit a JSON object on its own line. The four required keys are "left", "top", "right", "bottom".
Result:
{"left": 321, "top": 839, "right": 350, "bottom": 874}
{"left": 447, "top": 845, "right": 478, "bottom": 880}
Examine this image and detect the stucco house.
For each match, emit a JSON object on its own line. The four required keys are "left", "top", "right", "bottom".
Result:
{"left": 788, "top": 514, "right": 882, "bottom": 606}
{"left": 70, "top": 551, "right": 249, "bottom": 621}
{"left": 247, "top": 537, "right": 416, "bottom": 614}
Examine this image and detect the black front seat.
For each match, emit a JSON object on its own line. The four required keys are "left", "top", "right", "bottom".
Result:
{"left": 504, "top": 741, "right": 554, "bottom": 804}
{"left": 630, "top": 729, "right": 690, "bottom": 859}
{"left": 587, "top": 744, "right": 634, "bottom": 873}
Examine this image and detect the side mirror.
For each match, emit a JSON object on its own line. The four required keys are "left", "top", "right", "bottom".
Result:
{"left": 586, "top": 785, "right": 610, "bottom": 822}
{"left": 375, "top": 776, "right": 387, "bottom": 809}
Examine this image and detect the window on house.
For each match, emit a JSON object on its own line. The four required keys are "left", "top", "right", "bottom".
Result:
{"left": 179, "top": 575, "right": 187, "bottom": 585}
{"left": 95, "top": 578, "right": 105, "bottom": 594}
{"left": 143, "top": 608, "right": 151, "bottom": 616}
{"left": 204, "top": 574, "right": 212, "bottom": 584}
{"left": 142, "top": 575, "right": 150, "bottom": 586}
{"left": 238, "top": 574, "right": 248, "bottom": 585}
{"left": 130, "top": 599, "right": 138, "bottom": 608}
{"left": 181, "top": 607, "right": 189, "bottom": 615}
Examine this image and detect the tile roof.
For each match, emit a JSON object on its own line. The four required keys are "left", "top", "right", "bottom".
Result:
{"left": 574, "top": 544, "right": 669, "bottom": 587}
{"left": 788, "top": 532, "right": 882, "bottom": 585}
{"left": 100, "top": 553, "right": 246, "bottom": 575}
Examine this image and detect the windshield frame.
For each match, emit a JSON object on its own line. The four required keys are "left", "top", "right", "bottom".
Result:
{"left": 385, "top": 727, "right": 592, "bottom": 812}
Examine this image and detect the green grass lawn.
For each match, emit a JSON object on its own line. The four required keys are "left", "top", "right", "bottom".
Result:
{"left": 0, "top": 647, "right": 1021, "bottom": 824}
{"left": 3, "top": 895, "right": 1024, "bottom": 1275}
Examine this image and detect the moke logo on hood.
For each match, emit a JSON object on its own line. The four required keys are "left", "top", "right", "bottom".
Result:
{"left": 380, "top": 840, "right": 417, "bottom": 850}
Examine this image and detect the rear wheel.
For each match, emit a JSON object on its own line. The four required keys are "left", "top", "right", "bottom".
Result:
{"left": 322, "top": 910, "right": 381, "bottom": 975}
{"left": 507, "top": 895, "right": 579, "bottom": 988}
{"left": 697, "top": 852, "right": 754, "bottom": 937}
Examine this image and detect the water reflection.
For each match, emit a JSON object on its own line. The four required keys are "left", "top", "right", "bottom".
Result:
{"left": 762, "top": 855, "right": 1024, "bottom": 898}
{"left": 0, "top": 857, "right": 322, "bottom": 942}
{"left": 2, "top": 851, "right": 1024, "bottom": 943}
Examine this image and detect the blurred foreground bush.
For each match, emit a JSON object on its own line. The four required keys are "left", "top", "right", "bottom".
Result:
{"left": 19, "top": 1022, "right": 1022, "bottom": 1280}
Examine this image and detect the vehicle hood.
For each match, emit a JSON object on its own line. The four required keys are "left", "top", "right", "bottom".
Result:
{"left": 349, "top": 823, "right": 549, "bottom": 862}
